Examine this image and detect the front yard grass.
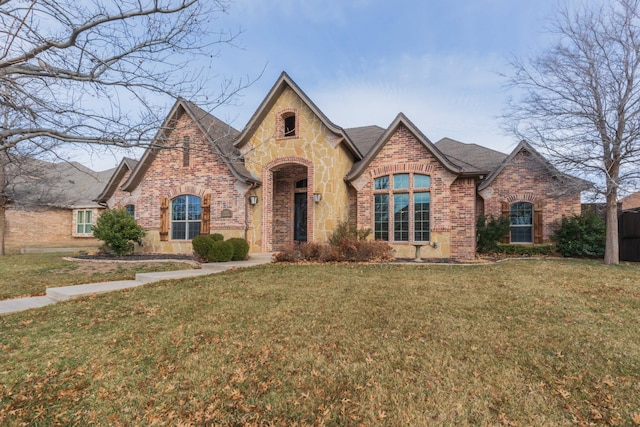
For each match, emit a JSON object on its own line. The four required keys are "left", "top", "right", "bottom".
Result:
{"left": 0, "top": 253, "right": 195, "bottom": 300}
{"left": 1, "top": 259, "right": 639, "bottom": 425}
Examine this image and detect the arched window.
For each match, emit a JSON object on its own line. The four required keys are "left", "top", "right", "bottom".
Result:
{"left": 171, "top": 195, "right": 201, "bottom": 240}
{"left": 510, "top": 202, "right": 533, "bottom": 243}
{"left": 278, "top": 110, "right": 298, "bottom": 139}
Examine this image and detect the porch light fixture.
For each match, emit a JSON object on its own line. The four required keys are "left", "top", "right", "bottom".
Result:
{"left": 313, "top": 193, "right": 322, "bottom": 203}
{"left": 249, "top": 195, "right": 259, "bottom": 206}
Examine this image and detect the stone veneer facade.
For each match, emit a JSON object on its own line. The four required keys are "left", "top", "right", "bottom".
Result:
{"left": 238, "top": 87, "right": 355, "bottom": 253}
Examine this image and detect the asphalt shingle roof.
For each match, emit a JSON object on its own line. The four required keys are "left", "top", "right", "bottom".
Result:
{"left": 435, "top": 137, "right": 507, "bottom": 174}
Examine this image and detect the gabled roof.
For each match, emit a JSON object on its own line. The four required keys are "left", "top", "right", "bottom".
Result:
{"left": 435, "top": 137, "right": 507, "bottom": 174}
{"left": 9, "top": 157, "right": 114, "bottom": 209}
{"left": 234, "top": 71, "right": 363, "bottom": 158}
{"left": 344, "top": 125, "right": 386, "bottom": 158}
{"left": 478, "top": 140, "right": 591, "bottom": 191}
{"left": 121, "top": 99, "right": 258, "bottom": 193}
{"left": 94, "top": 157, "right": 138, "bottom": 204}
{"left": 346, "top": 113, "right": 463, "bottom": 181}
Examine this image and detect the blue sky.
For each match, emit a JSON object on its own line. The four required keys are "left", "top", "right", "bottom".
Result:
{"left": 83, "top": 0, "right": 588, "bottom": 170}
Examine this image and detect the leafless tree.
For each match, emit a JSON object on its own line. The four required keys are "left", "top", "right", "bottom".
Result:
{"left": 0, "top": 0, "right": 250, "bottom": 255}
{"left": 504, "top": 0, "right": 640, "bottom": 265}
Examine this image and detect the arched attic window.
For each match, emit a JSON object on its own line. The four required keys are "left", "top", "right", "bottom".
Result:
{"left": 278, "top": 109, "right": 298, "bottom": 139}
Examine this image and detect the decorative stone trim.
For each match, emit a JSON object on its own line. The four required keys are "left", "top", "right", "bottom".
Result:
{"left": 505, "top": 193, "right": 538, "bottom": 203}
{"left": 368, "top": 163, "right": 434, "bottom": 177}
{"left": 167, "top": 185, "right": 207, "bottom": 199}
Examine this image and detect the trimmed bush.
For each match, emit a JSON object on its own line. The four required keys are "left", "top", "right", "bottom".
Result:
{"left": 192, "top": 235, "right": 215, "bottom": 260}
{"left": 211, "top": 233, "right": 224, "bottom": 242}
{"left": 92, "top": 208, "right": 146, "bottom": 256}
{"left": 476, "top": 215, "right": 510, "bottom": 254}
{"left": 553, "top": 210, "right": 605, "bottom": 258}
{"left": 207, "top": 240, "right": 234, "bottom": 262}
{"left": 228, "top": 237, "right": 250, "bottom": 261}
{"left": 496, "top": 244, "right": 555, "bottom": 256}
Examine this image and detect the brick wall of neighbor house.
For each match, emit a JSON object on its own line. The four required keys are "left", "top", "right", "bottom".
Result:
{"left": 353, "top": 124, "right": 463, "bottom": 259}
{"left": 129, "top": 112, "right": 250, "bottom": 254}
{"left": 480, "top": 150, "right": 582, "bottom": 242}
{"left": 5, "top": 208, "right": 101, "bottom": 253}
{"left": 620, "top": 192, "right": 640, "bottom": 211}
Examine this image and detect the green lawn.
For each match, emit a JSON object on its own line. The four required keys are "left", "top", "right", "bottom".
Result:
{"left": 1, "top": 259, "right": 639, "bottom": 425}
{"left": 0, "top": 253, "right": 195, "bottom": 300}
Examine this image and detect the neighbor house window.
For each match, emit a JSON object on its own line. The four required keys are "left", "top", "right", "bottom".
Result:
{"left": 373, "top": 173, "right": 430, "bottom": 242}
{"left": 510, "top": 202, "right": 533, "bottom": 243}
{"left": 76, "top": 210, "right": 93, "bottom": 235}
{"left": 125, "top": 204, "right": 135, "bottom": 217}
{"left": 171, "top": 195, "right": 201, "bottom": 240}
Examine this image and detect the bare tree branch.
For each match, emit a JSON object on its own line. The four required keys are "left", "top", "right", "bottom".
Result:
{"left": 0, "top": 0, "right": 255, "bottom": 255}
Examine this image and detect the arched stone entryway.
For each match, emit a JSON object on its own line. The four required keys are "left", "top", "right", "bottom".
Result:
{"left": 262, "top": 157, "right": 314, "bottom": 252}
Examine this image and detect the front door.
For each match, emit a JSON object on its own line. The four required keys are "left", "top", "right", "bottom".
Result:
{"left": 294, "top": 192, "right": 307, "bottom": 242}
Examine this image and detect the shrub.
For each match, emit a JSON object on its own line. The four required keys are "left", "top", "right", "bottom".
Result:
{"left": 207, "top": 240, "right": 234, "bottom": 262}
{"left": 476, "top": 215, "right": 510, "bottom": 254}
{"left": 227, "top": 237, "right": 250, "bottom": 261}
{"left": 495, "top": 244, "right": 555, "bottom": 256}
{"left": 211, "top": 233, "right": 224, "bottom": 242}
{"left": 92, "top": 208, "right": 146, "bottom": 256}
{"left": 192, "top": 235, "right": 216, "bottom": 260}
{"left": 328, "top": 220, "right": 371, "bottom": 246}
{"left": 273, "top": 239, "right": 393, "bottom": 263}
{"left": 553, "top": 210, "right": 605, "bottom": 258}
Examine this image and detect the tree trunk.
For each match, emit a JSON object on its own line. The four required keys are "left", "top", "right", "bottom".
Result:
{"left": 0, "top": 154, "right": 6, "bottom": 256}
{"left": 604, "top": 190, "right": 619, "bottom": 265}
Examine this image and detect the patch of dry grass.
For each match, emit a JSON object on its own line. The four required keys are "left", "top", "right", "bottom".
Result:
{"left": 1, "top": 259, "right": 639, "bottom": 425}
{"left": 0, "top": 253, "right": 195, "bottom": 300}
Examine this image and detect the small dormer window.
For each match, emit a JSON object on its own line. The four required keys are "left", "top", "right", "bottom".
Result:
{"left": 284, "top": 114, "right": 296, "bottom": 137}
{"left": 278, "top": 109, "right": 298, "bottom": 139}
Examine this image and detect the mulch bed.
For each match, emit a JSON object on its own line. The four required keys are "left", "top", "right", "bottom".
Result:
{"left": 72, "top": 253, "right": 195, "bottom": 261}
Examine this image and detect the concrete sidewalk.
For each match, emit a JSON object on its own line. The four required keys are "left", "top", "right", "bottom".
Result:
{"left": 0, "top": 254, "right": 272, "bottom": 316}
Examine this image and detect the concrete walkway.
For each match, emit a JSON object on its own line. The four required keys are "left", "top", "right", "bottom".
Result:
{"left": 0, "top": 254, "right": 272, "bottom": 316}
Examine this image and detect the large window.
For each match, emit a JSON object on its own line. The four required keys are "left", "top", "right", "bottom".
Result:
{"left": 510, "top": 202, "right": 533, "bottom": 243}
{"left": 171, "top": 195, "right": 201, "bottom": 240}
{"left": 373, "top": 173, "right": 430, "bottom": 242}
{"left": 76, "top": 210, "right": 93, "bottom": 235}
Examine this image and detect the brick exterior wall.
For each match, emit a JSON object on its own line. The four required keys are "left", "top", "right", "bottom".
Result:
{"left": 5, "top": 207, "right": 101, "bottom": 253}
{"left": 108, "top": 111, "right": 250, "bottom": 253}
{"left": 107, "top": 168, "right": 135, "bottom": 209}
{"left": 353, "top": 124, "right": 472, "bottom": 258}
{"left": 479, "top": 150, "right": 582, "bottom": 242}
{"left": 272, "top": 163, "right": 308, "bottom": 251}
{"left": 450, "top": 178, "right": 478, "bottom": 259}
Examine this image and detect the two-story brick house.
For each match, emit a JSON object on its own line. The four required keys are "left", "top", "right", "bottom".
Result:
{"left": 96, "top": 72, "right": 587, "bottom": 259}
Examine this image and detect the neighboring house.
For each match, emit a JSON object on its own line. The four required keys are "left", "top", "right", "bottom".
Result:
{"left": 619, "top": 192, "right": 640, "bottom": 211}
{"left": 96, "top": 72, "right": 587, "bottom": 259}
{"left": 6, "top": 158, "right": 115, "bottom": 253}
